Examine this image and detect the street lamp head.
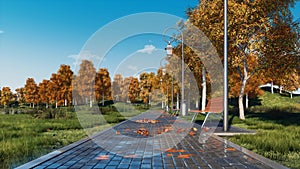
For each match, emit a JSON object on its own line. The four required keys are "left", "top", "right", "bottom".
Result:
{"left": 165, "top": 42, "right": 173, "bottom": 57}
{"left": 162, "top": 68, "right": 166, "bottom": 76}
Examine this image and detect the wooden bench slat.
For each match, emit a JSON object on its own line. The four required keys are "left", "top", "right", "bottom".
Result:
{"left": 189, "top": 97, "right": 223, "bottom": 114}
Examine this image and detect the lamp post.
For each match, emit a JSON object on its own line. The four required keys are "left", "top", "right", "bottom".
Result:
{"left": 223, "top": 0, "right": 229, "bottom": 132}
{"left": 162, "top": 68, "right": 169, "bottom": 112}
{"left": 164, "top": 28, "right": 186, "bottom": 116}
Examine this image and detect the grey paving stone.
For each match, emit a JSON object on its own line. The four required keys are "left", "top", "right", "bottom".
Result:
{"left": 18, "top": 111, "right": 289, "bottom": 169}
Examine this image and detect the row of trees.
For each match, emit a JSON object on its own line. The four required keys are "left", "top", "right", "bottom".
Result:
{"left": 0, "top": 60, "right": 181, "bottom": 109}
{"left": 0, "top": 0, "right": 299, "bottom": 120}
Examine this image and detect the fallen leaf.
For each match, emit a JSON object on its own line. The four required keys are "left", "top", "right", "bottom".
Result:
{"left": 116, "top": 131, "right": 120, "bottom": 135}
{"left": 150, "top": 120, "right": 158, "bottom": 124}
{"left": 165, "top": 149, "right": 185, "bottom": 153}
{"left": 166, "top": 154, "right": 173, "bottom": 157}
{"left": 137, "top": 128, "right": 149, "bottom": 136}
{"left": 177, "top": 154, "right": 193, "bottom": 158}
{"left": 96, "top": 155, "right": 109, "bottom": 160}
{"left": 189, "top": 131, "right": 196, "bottom": 136}
{"left": 124, "top": 154, "right": 139, "bottom": 158}
{"left": 225, "top": 147, "right": 236, "bottom": 151}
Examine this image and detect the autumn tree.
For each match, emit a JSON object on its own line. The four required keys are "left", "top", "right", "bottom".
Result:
{"left": 0, "top": 87, "right": 12, "bottom": 107}
{"left": 15, "top": 87, "right": 25, "bottom": 104}
{"left": 74, "top": 60, "right": 96, "bottom": 106}
{"left": 188, "top": 0, "right": 298, "bottom": 119}
{"left": 57, "top": 64, "right": 73, "bottom": 106}
{"left": 128, "top": 77, "right": 140, "bottom": 103}
{"left": 24, "top": 78, "right": 39, "bottom": 108}
{"left": 95, "top": 68, "right": 112, "bottom": 105}
{"left": 112, "top": 74, "right": 123, "bottom": 101}
{"left": 121, "top": 77, "right": 132, "bottom": 102}
{"left": 38, "top": 79, "right": 51, "bottom": 108}
{"left": 49, "top": 73, "right": 60, "bottom": 108}
{"left": 139, "top": 72, "right": 155, "bottom": 104}
{"left": 261, "top": 12, "right": 300, "bottom": 96}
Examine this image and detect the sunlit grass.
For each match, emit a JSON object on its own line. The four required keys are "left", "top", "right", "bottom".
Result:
{"left": 0, "top": 104, "right": 146, "bottom": 168}
{"left": 228, "top": 92, "right": 300, "bottom": 169}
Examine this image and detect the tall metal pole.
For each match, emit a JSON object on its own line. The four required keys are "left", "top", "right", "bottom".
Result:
{"left": 171, "top": 75, "right": 174, "bottom": 111}
{"left": 223, "top": 0, "right": 229, "bottom": 131}
{"left": 181, "top": 32, "right": 186, "bottom": 116}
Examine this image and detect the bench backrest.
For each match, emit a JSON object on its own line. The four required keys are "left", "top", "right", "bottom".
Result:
{"left": 205, "top": 97, "right": 223, "bottom": 113}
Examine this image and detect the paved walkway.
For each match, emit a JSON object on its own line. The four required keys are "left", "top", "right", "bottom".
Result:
{"left": 17, "top": 111, "right": 288, "bottom": 169}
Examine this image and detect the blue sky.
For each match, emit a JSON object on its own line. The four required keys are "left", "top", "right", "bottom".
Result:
{"left": 0, "top": 0, "right": 299, "bottom": 91}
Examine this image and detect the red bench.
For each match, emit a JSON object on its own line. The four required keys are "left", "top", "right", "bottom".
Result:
{"left": 190, "top": 97, "right": 223, "bottom": 128}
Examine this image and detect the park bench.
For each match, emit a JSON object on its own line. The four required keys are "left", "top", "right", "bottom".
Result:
{"left": 190, "top": 97, "right": 223, "bottom": 128}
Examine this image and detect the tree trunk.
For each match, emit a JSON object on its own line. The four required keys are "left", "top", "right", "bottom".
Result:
{"left": 90, "top": 96, "right": 93, "bottom": 108}
{"left": 201, "top": 67, "right": 207, "bottom": 111}
{"left": 239, "top": 77, "right": 247, "bottom": 120}
{"left": 176, "top": 93, "right": 179, "bottom": 110}
{"left": 279, "top": 86, "right": 282, "bottom": 94}
{"left": 271, "top": 81, "right": 274, "bottom": 94}
{"left": 55, "top": 101, "right": 58, "bottom": 108}
{"left": 245, "top": 93, "right": 249, "bottom": 109}
{"left": 195, "top": 99, "right": 199, "bottom": 109}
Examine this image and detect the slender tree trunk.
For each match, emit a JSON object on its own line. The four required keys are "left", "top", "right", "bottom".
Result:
{"left": 195, "top": 99, "right": 199, "bottom": 109}
{"left": 202, "top": 67, "right": 206, "bottom": 111}
{"left": 176, "top": 93, "right": 179, "bottom": 110}
{"left": 290, "top": 93, "right": 293, "bottom": 99}
{"left": 280, "top": 86, "right": 282, "bottom": 94}
{"left": 55, "top": 101, "right": 58, "bottom": 108}
{"left": 239, "top": 75, "right": 247, "bottom": 120}
{"left": 271, "top": 81, "right": 274, "bottom": 94}
{"left": 90, "top": 96, "right": 93, "bottom": 108}
{"left": 245, "top": 93, "right": 249, "bottom": 109}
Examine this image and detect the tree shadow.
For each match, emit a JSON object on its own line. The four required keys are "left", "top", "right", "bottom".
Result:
{"left": 245, "top": 107, "right": 300, "bottom": 126}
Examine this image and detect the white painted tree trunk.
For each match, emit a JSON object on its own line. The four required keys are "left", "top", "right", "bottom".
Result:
{"left": 245, "top": 93, "right": 249, "bottom": 109}
{"left": 65, "top": 99, "right": 67, "bottom": 106}
{"left": 201, "top": 67, "right": 206, "bottom": 111}
{"left": 280, "top": 86, "right": 282, "bottom": 94}
{"left": 176, "top": 93, "right": 179, "bottom": 110}
{"left": 55, "top": 101, "right": 58, "bottom": 108}
{"left": 238, "top": 72, "right": 247, "bottom": 120}
{"left": 90, "top": 96, "right": 93, "bottom": 108}
{"left": 271, "top": 81, "right": 274, "bottom": 94}
{"left": 195, "top": 99, "right": 199, "bottom": 109}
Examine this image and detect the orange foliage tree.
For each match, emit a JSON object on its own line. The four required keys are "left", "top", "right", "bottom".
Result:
{"left": 24, "top": 78, "right": 39, "bottom": 108}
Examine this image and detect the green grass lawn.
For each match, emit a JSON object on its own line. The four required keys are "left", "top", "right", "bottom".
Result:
{"left": 0, "top": 104, "right": 146, "bottom": 169}
{"left": 0, "top": 113, "right": 86, "bottom": 168}
{"left": 228, "top": 92, "right": 300, "bottom": 169}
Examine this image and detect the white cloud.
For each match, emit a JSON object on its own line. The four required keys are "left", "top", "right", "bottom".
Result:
{"left": 137, "top": 45, "right": 157, "bottom": 54}
{"left": 0, "top": 30, "right": 4, "bottom": 34}
{"left": 128, "top": 65, "right": 138, "bottom": 71}
{"left": 68, "top": 51, "right": 102, "bottom": 68}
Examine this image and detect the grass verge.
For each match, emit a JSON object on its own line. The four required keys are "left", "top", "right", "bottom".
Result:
{"left": 228, "top": 92, "right": 300, "bottom": 169}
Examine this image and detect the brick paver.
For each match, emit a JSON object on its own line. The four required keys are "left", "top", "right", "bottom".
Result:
{"left": 16, "top": 111, "right": 288, "bottom": 169}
